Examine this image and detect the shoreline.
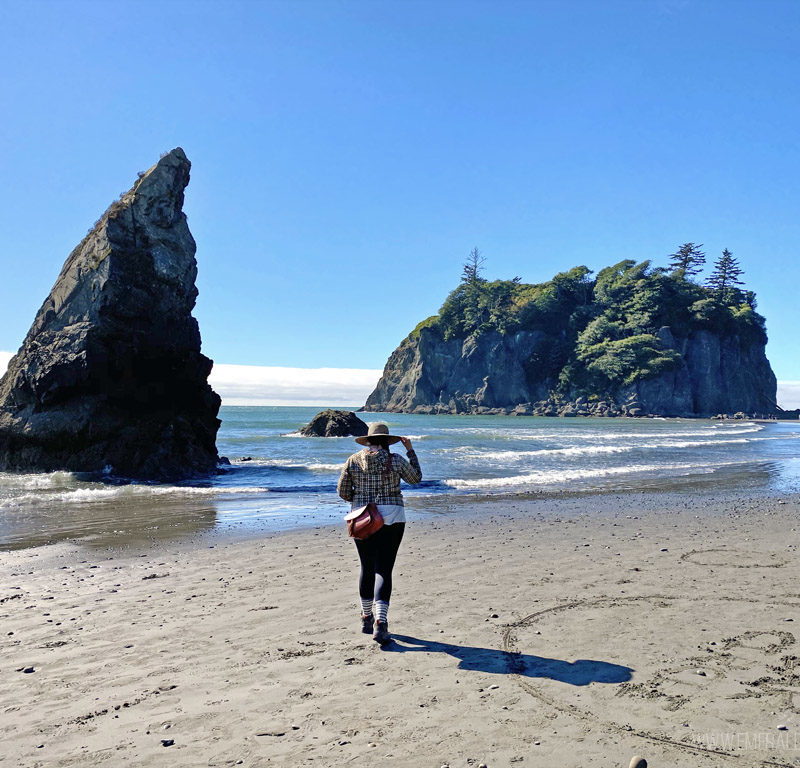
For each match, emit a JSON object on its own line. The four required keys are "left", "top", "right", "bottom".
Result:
{"left": 2, "top": 461, "right": 795, "bottom": 554}
{"left": 359, "top": 407, "right": 789, "bottom": 420}
{"left": 4, "top": 411, "right": 798, "bottom": 552}
{"left": 3, "top": 488, "right": 800, "bottom": 766}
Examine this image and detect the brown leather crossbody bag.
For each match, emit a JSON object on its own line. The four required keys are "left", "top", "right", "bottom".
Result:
{"left": 345, "top": 449, "right": 394, "bottom": 539}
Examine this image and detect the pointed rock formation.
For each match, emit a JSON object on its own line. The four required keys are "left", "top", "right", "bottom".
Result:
{"left": 0, "top": 148, "right": 221, "bottom": 480}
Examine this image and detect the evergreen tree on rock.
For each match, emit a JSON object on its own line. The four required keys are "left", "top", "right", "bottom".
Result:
{"left": 461, "top": 247, "right": 486, "bottom": 285}
{"left": 668, "top": 242, "right": 706, "bottom": 279}
{"left": 707, "top": 248, "right": 745, "bottom": 304}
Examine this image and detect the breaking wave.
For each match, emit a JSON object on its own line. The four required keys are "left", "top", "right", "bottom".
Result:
{"left": 442, "top": 461, "right": 737, "bottom": 490}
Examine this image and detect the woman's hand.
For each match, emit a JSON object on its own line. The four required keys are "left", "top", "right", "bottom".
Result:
{"left": 400, "top": 436, "right": 413, "bottom": 451}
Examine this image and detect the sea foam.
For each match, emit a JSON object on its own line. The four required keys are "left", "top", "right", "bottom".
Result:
{"left": 442, "top": 461, "right": 738, "bottom": 490}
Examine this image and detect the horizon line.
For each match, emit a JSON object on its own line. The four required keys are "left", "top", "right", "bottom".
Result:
{"left": 0, "top": 352, "right": 798, "bottom": 410}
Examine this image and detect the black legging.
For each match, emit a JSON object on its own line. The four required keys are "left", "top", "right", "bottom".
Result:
{"left": 355, "top": 522, "right": 405, "bottom": 604}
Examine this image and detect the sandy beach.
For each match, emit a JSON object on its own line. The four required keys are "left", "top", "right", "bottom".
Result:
{"left": 2, "top": 488, "right": 799, "bottom": 768}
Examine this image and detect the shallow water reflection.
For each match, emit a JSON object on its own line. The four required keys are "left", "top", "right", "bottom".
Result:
{"left": 0, "top": 493, "right": 219, "bottom": 551}
{"left": 1, "top": 411, "right": 798, "bottom": 551}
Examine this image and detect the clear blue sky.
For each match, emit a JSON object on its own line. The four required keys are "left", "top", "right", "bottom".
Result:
{"left": 1, "top": 0, "right": 798, "bottom": 387}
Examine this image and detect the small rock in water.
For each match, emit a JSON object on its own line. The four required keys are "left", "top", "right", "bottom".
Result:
{"left": 629, "top": 757, "right": 647, "bottom": 768}
{"left": 300, "top": 409, "right": 368, "bottom": 438}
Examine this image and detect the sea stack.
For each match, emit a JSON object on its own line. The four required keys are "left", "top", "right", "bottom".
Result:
{"left": 0, "top": 148, "right": 221, "bottom": 480}
{"left": 364, "top": 261, "right": 778, "bottom": 417}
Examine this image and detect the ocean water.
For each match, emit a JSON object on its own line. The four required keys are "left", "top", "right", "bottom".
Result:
{"left": 1, "top": 406, "right": 799, "bottom": 549}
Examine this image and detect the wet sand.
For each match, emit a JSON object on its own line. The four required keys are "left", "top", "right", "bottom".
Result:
{"left": 2, "top": 489, "right": 799, "bottom": 767}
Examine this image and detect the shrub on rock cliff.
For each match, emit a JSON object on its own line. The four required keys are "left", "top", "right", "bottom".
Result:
{"left": 429, "top": 254, "right": 766, "bottom": 399}
{"left": 366, "top": 244, "right": 776, "bottom": 415}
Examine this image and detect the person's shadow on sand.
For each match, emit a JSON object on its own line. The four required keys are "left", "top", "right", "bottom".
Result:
{"left": 386, "top": 635, "right": 633, "bottom": 686}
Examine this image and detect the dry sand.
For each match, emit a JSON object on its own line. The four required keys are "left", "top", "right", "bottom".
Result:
{"left": 2, "top": 489, "right": 800, "bottom": 767}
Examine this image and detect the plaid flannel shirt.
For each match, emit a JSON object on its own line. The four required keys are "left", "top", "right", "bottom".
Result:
{"left": 337, "top": 447, "right": 422, "bottom": 507}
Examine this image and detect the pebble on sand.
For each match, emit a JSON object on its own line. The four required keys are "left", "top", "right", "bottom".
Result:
{"left": 629, "top": 756, "right": 647, "bottom": 768}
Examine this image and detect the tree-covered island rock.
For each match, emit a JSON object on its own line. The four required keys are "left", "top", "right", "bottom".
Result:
{"left": 0, "top": 148, "right": 221, "bottom": 479}
{"left": 364, "top": 249, "right": 777, "bottom": 417}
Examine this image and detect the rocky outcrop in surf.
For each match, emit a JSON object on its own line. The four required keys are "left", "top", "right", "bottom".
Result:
{"left": 300, "top": 409, "right": 368, "bottom": 437}
{"left": 364, "top": 259, "right": 777, "bottom": 417}
{"left": 0, "top": 148, "right": 221, "bottom": 479}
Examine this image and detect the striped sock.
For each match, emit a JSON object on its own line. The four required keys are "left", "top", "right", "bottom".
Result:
{"left": 360, "top": 598, "right": 373, "bottom": 617}
{"left": 375, "top": 600, "right": 389, "bottom": 624}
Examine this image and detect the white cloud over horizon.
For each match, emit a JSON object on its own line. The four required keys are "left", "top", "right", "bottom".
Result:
{"left": 1, "top": 350, "right": 799, "bottom": 410}
{"left": 208, "top": 363, "right": 382, "bottom": 406}
{"left": 0, "top": 351, "right": 380, "bottom": 406}
{"left": 777, "top": 381, "right": 800, "bottom": 411}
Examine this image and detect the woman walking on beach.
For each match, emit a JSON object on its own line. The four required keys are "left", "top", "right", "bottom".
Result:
{"left": 337, "top": 423, "right": 422, "bottom": 645}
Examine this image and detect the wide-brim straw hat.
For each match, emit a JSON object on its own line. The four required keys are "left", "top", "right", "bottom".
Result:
{"left": 355, "top": 422, "right": 403, "bottom": 446}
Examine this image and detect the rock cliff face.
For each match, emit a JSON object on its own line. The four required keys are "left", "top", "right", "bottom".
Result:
{"left": 0, "top": 148, "right": 221, "bottom": 479}
{"left": 364, "top": 326, "right": 777, "bottom": 417}
{"left": 365, "top": 329, "right": 549, "bottom": 413}
{"left": 628, "top": 328, "right": 776, "bottom": 416}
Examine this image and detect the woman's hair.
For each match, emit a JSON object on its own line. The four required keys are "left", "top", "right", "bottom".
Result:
{"left": 366, "top": 436, "right": 390, "bottom": 449}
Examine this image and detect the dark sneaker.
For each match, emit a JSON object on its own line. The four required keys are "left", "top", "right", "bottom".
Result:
{"left": 373, "top": 620, "right": 390, "bottom": 645}
{"left": 361, "top": 614, "right": 374, "bottom": 634}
